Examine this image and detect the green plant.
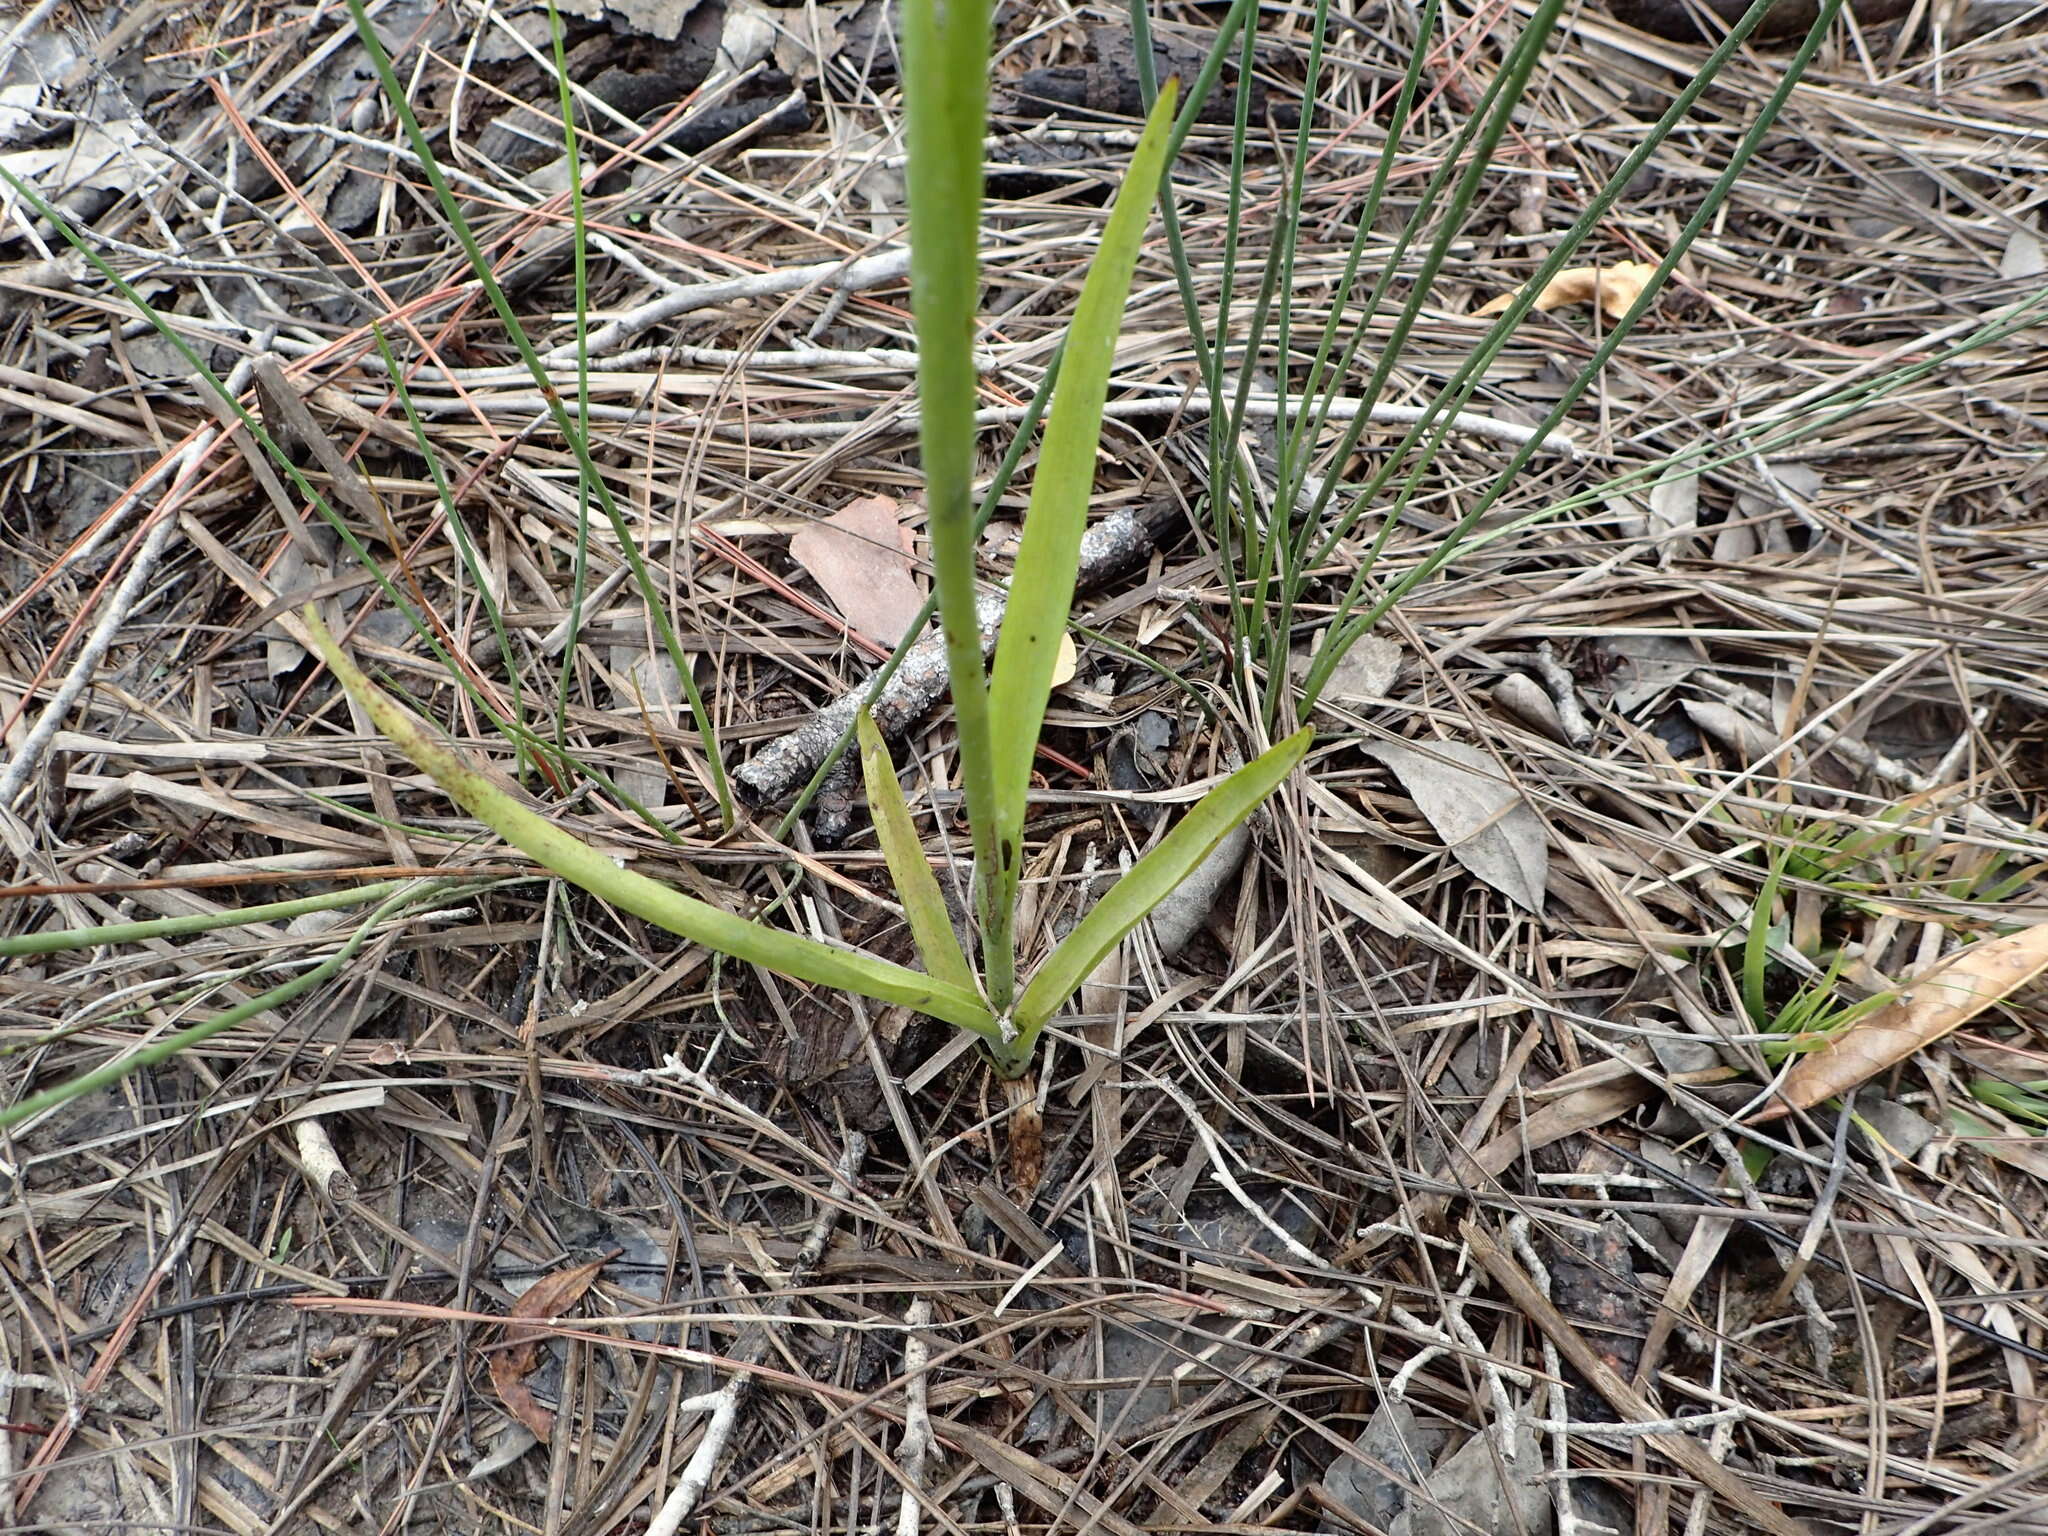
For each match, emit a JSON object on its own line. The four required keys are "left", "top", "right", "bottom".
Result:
{"left": 1120, "top": 0, "right": 1907, "bottom": 732}
{"left": 1776, "top": 802, "right": 2044, "bottom": 912}
{"left": 298, "top": 1, "right": 1309, "bottom": 1079}
{"left": 1737, "top": 847, "right": 1893, "bottom": 1067}
{"left": 0, "top": 881, "right": 466, "bottom": 1131}
{"left": 1965, "top": 1077, "right": 2048, "bottom": 1131}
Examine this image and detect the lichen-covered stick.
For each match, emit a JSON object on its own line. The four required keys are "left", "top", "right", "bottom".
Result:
{"left": 733, "top": 508, "right": 1155, "bottom": 808}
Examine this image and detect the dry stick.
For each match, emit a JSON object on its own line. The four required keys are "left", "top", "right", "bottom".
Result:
{"left": 1, "top": 480, "right": 183, "bottom": 809}
{"left": 733, "top": 508, "right": 1155, "bottom": 807}
{"left": 1461, "top": 1219, "right": 1815, "bottom": 1536}
{"left": 1507, "top": 1216, "right": 1583, "bottom": 1536}
{"left": 542, "top": 247, "right": 913, "bottom": 366}
{"left": 644, "top": 1133, "right": 868, "bottom": 1536}
{"left": 1694, "top": 673, "right": 2030, "bottom": 842}
{"left": 0, "top": 346, "right": 263, "bottom": 781}
{"left": 755, "top": 394, "right": 1585, "bottom": 456}
{"left": 346, "top": 388, "right": 1578, "bottom": 460}
{"left": 895, "top": 1298, "right": 936, "bottom": 1536}
{"left": 358, "top": 341, "right": 996, "bottom": 381}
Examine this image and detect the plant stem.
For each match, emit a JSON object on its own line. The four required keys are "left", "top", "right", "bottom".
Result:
{"left": 900, "top": 0, "right": 1013, "bottom": 1012}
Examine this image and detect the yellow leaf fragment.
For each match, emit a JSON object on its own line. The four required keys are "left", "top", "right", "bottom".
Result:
{"left": 1759, "top": 921, "right": 2048, "bottom": 1119}
{"left": 1474, "top": 260, "right": 1662, "bottom": 323}
{"left": 1048, "top": 632, "right": 1078, "bottom": 689}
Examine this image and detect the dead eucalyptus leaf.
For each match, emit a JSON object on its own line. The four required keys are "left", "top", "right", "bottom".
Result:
{"left": 790, "top": 495, "right": 924, "bottom": 647}
{"left": 1646, "top": 470, "right": 1700, "bottom": 542}
{"left": 1681, "top": 699, "right": 1778, "bottom": 764}
{"left": 1366, "top": 740, "right": 1548, "bottom": 912}
{"left": 489, "top": 1253, "right": 613, "bottom": 1439}
{"left": 1293, "top": 633, "right": 1402, "bottom": 710}
{"left": 2000, "top": 223, "right": 2045, "bottom": 281}
{"left": 1462, "top": 1074, "right": 1658, "bottom": 1185}
{"left": 1473, "top": 260, "right": 1661, "bottom": 322}
{"left": 1758, "top": 923, "right": 2048, "bottom": 1119}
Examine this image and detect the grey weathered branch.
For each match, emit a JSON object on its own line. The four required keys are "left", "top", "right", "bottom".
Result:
{"left": 732, "top": 509, "right": 1156, "bottom": 808}
{"left": 543, "top": 247, "right": 913, "bottom": 367}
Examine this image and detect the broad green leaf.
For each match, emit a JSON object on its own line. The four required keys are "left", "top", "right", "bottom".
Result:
{"left": 303, "top": 611, "right": 998, "bottom": 1037}
{"left": 1011, "top": 727, "right": 1311, "bottom": 1042}
{"left": 857, "top": 710, "right": 978, "bottom": 996}
{"left": 986, "top": 79, "right": 1180, "bottom": 913}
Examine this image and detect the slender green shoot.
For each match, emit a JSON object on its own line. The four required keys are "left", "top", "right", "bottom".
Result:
{"left": 303, "top": 610, "right": 998, "bottom": 1033}
{"left": 0, "top": 882, "right": 417, "bottom": 958}
{"left": 899, "top": 0, "right": 1006, "bottom": 1004}
{"left": 545, "top": 0, "right": 598, "bottom": 758}
{"left": 1300, "top": 0, "right": 1850, "bottom": 707}
{"left": 0, "top": 881, "right": 442, "bottom": 1132}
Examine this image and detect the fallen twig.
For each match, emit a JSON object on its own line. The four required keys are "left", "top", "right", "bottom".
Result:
{"left": 735, "top": 393, "right": 1584, "bottom": 456}
{"left": 542, "top": 248, "right": 913, "bottom": 366}
{"left": 733, "top": 509, "right": 1156, "bottom": 808}
{"left": 895, "top": 1298, "right": 935, "bottom": 1536}
{"left": 644, "top": 1132, "right": 868, "bottom": 1535}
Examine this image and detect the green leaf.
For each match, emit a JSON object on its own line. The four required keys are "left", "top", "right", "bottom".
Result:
{"left": 900, "top": 0, "right": 1009, "bottom": 1007}
{"left": 303, "top": 610, "right": 999, "bottom": 1037}
{"left": 857, "top": 710, "right": 978, "bottom": 997}
{"left": 985, "top": 78, "right": 1180, "bottom": 914}
{"left": 1010, "top": 727, "right": 1311, "bottom": 1048}
{"left": 0, "top": 881, "right": 413, "bottom": 957}
{"left": 0, "top": 881, "right": 435, "bottom": 1133}
{"left": 1743, "top": 846, "right": 1788, "bottom": 1029}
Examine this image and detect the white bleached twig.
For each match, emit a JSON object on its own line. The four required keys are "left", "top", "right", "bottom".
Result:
{"left": 894, "top": 1299, "right": 936, "bottom": 1536}
{"left": 542, "top": 247, "right": 913, "bottom": 366}
{"left": 0, "top": 507, "right": 180, "bottom": 810}
{"left": 733, "top": 392, "right": 1583, "bottom": 457}
{"left": 385, "top": 384, "right": 1583, "bottom": 458}
{"left": 644, "top": 1135, "right": 868, "bottom": 1535}
{"left": 292, "top": 1117, "right": 356, "bottom": 1204}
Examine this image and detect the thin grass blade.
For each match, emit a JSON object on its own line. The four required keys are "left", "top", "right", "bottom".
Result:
{"left": 0, "top": 882, "right": 435, "bottom": 1132}
{"left": 857, "top": 710, "right": 978, "bottom": 996}
{"left": 338, "top": 0, "right": 732, "bottom": 824}
{"left": 0, "top": 881, "right": 416, "bottom": 958}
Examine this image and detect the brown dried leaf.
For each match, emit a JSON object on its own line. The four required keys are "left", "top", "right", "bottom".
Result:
{"left": 1473, "top": 260, "right": 1661, "bottom": 322}
{"left": 790, "top": 494, "right": 925, "bottom": 647}
{"left": 1365, "top": 740, "right": 1548, "bottom": 912}
{"left": 1048, "top": 631, "right": 1078, "bottom": 688}
{"left": 1004, "top": 1076, "right": 1043, "bottom": 1198}
{"left": 1462, "top": 1073, "right": 1659, "bottom": 1185}
{"left": 1759, "top": 923, "right": 2048, "bottom": 1119}
{"left": 489, "top": 1253, "right": 612, "bottom": 1439}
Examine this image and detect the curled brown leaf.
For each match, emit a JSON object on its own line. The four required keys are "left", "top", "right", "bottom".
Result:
{"left": 488, "top": 1252, "right": 615, "bottom": 1439}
